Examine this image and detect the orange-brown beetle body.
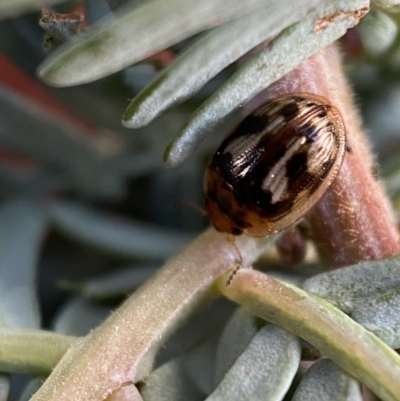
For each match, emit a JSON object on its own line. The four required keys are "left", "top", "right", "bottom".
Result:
{"left": 204, "top": 93, "right": 346, "bottom": 237}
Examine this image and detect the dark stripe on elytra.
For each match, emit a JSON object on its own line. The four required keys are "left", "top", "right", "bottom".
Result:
{"left": 209, "top": 148, "right": 233, "bottom": 171}
{"left": 216, "top": 146, "right": 266, "bottom": 184}
{"left": 280, "top": 102, "right": 300, "bottom": 122}
{"left": 231, "top": 114, "right": 269, "bottom": 138}
{"left": 247, "top": 184, "right": 295, "bottom": 219}
{"left": 286, "top": 152, "right": 308, "bottom": 182}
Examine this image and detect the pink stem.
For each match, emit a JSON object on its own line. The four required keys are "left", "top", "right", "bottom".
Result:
{"left": 266, "top": 45, "right": 400, "bottom": 267}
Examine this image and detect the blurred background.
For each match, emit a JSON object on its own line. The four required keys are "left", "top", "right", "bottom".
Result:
{"left": 1, "top": 1, "right": 400, "bottom": 399}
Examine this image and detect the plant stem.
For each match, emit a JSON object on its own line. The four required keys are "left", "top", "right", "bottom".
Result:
{"left": 267, "top": 45, "right": 400, "bottom": 267}
{"left": 29, "top": 229, "right": 277, "bottom": 401}
{"left": 218, "top": 269, "right": 400, "bottom": 401}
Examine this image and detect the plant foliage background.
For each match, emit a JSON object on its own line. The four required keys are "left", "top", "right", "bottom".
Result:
{"left": 1, "top": 0, "right": 400, "bottom": 400}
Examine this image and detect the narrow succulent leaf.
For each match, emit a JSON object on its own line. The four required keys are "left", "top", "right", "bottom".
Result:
{"left": 0, "top": 328, "right": 76, "bottom": 375}
{"left": 0, "top": 88, "right": 107, "bottom": 173}
{"left": 18, "top": 378, "right": 44, "bottom": 401}
{"left": 302, "top": 255, "right": 400, "bottom": 313}
{"left": 352, "top": 287, "right": 400, "bottom": 349}
{"left": 291, "top": 358, "right": 362, "bottom": 401}
{"left": 144, "top": 336, "right": 219, "bottom": 400}
{"left": 358, "top": 10, "right": 397, "bottom": 57}
{"left": 383, "top": 160, "right": 400, "bottom": 198}
{"left": 141, "top": 357, "right": 204, "bottom": 401}
{"left": 184, "top": 336, "right": 219, "bottom": 395}
{"left": 165, "top": 0, "right": 369, "bottom": 168}
{"left": 206, "top": 325, "right": 301, "bottom": 401}
{"left": 157, "top": 299, "right": 236, "bottom": 366}
{"left": 0, "top": 0, "right": 67, "bottom": 19}
{"left": 37, "top": 0, "right": 283, "bottom": 87}
{"left": 122, "top": 0, "right": 329, "bottom": 128}
{"left": 0, "top": 199, "right": 48, "bottom": 328}
{"left": 49, "top": 201, "right": 194, "bottom": 259}
{"left": 0, "top": 375, "right": 9, "bottom": 401}
{"left": 29, "top": 229, "right": 278, "bottom": 401}
{"left": 64, "top": 265, "right": 157, "bottom": 299}
{"left": 218, "top": 270, "right": 400, "bottom": 401}
{"left": 52, "top": 298, "right": 111, "bottom": 337}
{"left": 0, "top": 54, "right": 124, "bottom": 157}
{"left": 371, "top": 0, "right": 400, "bottom": 5}
{"left": 214, "top": 307, "right": 258, "bottom": 385}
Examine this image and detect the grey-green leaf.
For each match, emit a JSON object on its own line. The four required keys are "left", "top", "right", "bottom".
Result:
{"left": 66, "top": 265, "right": 156, "bottom": 299}
{"left": 292, "top": 359, "right": 362, "bottom": 401}
{"left": 218, "top": 269, "right": 400, "bottom": 401}
{"left": 0, "top": 375, "right": 9, "bottom": 401}
{"left": 214, "top": 307, "right": 258, "bottom": 385}
{"left": 184, "top": 336, "right": 219, "bottom": 395}
{"left": 49, "top": 201, "right": 193, "bottom": 259}
{"left": 0, "top": 328, "right": 75, "bottom": 375}
{"left": 52, "top": 298, "right": 111, "bottom": 337}
{"left": 0, "top": 88, "right": 104, "bottom": 173}
{"left": 0, "top": 199, "right": 48, "bottom": 328}
{"left": 352, "top": 287, "right": 400, "bottom": 349}
{"left": 359, "top": 10, "right": 397, "bottom": 57}
{"left": 165, "top": 0, "right": 369, "bottom": 168}
{"left": 206, "top": 325, "right": 301, "bottom": 401}
{"left": 37, "top": 0, "right": 283, "bottom": 87}
{"left": 303, "top": 255, "right": 400, "bottom": 313}
{"left": 371, "top": 0, "right": 400, "bottom": 6}
{"left": 122, "top": 0, "right": 329, "bottom": 128}
{"left": 141, "top": 357, "right": 204, "bottom": 401}
{"left": 18, "top": 378, "right": 43, "bottom": 401}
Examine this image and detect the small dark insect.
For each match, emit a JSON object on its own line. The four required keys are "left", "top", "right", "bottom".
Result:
{"left": 204, "top": 93, "right": 347, "bottom": 237}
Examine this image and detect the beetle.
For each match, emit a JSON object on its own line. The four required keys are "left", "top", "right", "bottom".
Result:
{"left": 204, "top": 92, "right": 347, "bottom": 238}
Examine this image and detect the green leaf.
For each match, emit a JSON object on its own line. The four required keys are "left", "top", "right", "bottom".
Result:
{"left": 49, "top": 201, "right": 193, "bottom": 259}
{"left": 183, "top": 336, "right": 218, "bottom": 395}
{"left": 352, "top": 287, "right": 400, "bottom": 349}
{"left": 122, "top": 0, "right": 327, "bottom": 128}
{"left": 63, "top": 265, "right": 156, "bottom": 299}
{"left": 52, "top": 298, "right": 111, "bottom": 337}
{"left": 0, "top": 375, "right": 9, "bottom": 401}
{"left": 206, "top": 325, "right": 301, "bottom": 401}
{"left": 214, "top": 307, "right": 258, "bottom": 385}
{"left": 165, "top": 0, "right": 369, "bottom": 168}
{"left": 302, "top": 255, "right": 400, "bottom": 313}
{"left": 0, "top": 199, "right": 48, "bottom": 329}
{"left": 37, "top": 0, "right": 283, "bottom": 87}
{"left": 141, "top": 356, "right": 204, "bottom": 401}
{"left": 18, "top": 378, "right": 44, "bottom": 401}
{"left": 218, "top": 269, "right": 400, "bottom": 401}
{"left": 0, "top": 328, "right": 75, "bottom": 375}
{"left": 291, "top": 359, "right": 362, "bottom": 401}
{"left": 359, "top": 10, "right": 397, "bottom": 57}
{"left": 371, "top": 0, "right": 400, "bottom": 6}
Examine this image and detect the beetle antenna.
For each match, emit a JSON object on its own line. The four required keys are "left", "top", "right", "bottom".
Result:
{"left": 173, "top": 199, "right": 206, "bottom": 216}
{"left": 225, "top": 234, "right": 243, "bottom": 286}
